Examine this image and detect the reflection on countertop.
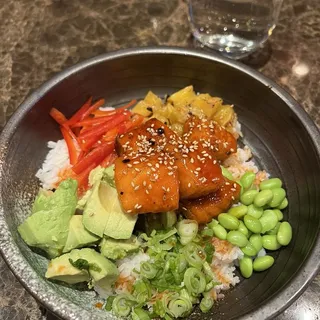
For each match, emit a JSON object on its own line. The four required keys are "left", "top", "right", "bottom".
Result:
{"left": 0, "top": 0, "right": 319, "bottom": 319}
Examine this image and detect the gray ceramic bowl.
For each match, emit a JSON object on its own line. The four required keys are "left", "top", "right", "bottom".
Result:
{"left": 0, "top": 47, "right": 320, "bottom": 320}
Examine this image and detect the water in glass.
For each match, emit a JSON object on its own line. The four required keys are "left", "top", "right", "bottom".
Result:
{"left": 189, "top": 0, "right": 283, "bottom": 59}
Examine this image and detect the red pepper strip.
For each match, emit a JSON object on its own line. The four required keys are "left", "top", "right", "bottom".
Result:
{"left": 60, "top": 126, "right": 79, "bottom": 165}
{"left": 72, "top": 142, "right": 115, "bottom": 174}
{"left": 64, "top": 97, "right": 92, "bottom": 126}
{"left": 100, "top": 151, "right": 118, "bottom": 168}
{"left": 101, "top": 127, "right": 119, "bottom": 143}
{"left": 91, "top": 109, "right": 117, "bottom": 118}
{"left": 71, "top": 114, "right": 118, "bottom": 128}
{"left": 79, "top": 112, "right": 130, "bottom": 141}
{"left": 115, "top": 99, "right": 137, "bottom": 112}
{"left": 49, "top": 108, "right": 67, "bottom": 125}
{"left": 76, "top": 162, "right": 97, "bottom": 191}
{"left": 79, "top": 98, "right": 106, "bottom": 122}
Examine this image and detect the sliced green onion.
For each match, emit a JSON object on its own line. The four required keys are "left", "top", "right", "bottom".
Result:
{"left": 183, "top": 243, "right": 206, "bottom": 269}
{"left": 200, "top": 295, "right": 214, "bottom": 313}
{"left": 203, "top": 241, "right": 214, "bottom": 263}
{"left": 177, "top": 220, "right": 198, "bottom": 245}
{"left": 201, "top": 228, "right": 214, "bottom": 237}
{"left": 184, "top": 267, "right": 206, "bottom": 295}
{"left": 132, "top": 307, "right": 151, "bottom": 320}
{"left": 105, "top": 296, "right": 115, "bottom": 311}
{"left": 167, "top": 295, "right": 193, "bottom": 318}
{"left": 205, "top": 281, "right": 214, "bottom": 291}
{"left": 202, "top": 261, "right": 215, "bottom": 281}
{"left": 112, "top": 294, "right": 135, "bottom": 317}
{"left": 140, "top": 261, "right": 158, "bottom": 279}
{"left": 221, "top": 166, "right": 235, "bottom": 181}
{"left": 133, "top": 279, "right": 151, "bottom": 304}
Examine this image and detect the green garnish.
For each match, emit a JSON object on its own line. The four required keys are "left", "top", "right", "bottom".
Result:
{"left": 69, "top": 258, "right": 101, "bottom": 272}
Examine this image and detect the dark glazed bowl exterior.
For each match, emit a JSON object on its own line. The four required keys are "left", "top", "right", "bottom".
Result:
{"left": 0, "top": 47, "right": 320, "bottom": 320}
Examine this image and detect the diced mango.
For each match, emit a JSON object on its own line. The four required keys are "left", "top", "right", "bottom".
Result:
{"left": 167, "top": 85, "right": 196, "bottom": 108}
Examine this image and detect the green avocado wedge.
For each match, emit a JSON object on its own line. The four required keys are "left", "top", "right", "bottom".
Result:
{"left": 18, "top": 179, "right": 78, "bottom": 258}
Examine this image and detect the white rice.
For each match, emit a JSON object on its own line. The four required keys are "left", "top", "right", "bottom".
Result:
{"left": 116, "top": 251, "right": 150, "bottom": 278}
{"left": 35, "top": 139, "right": 70, "bottom": 190}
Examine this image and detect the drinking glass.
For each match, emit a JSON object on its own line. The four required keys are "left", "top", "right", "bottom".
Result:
{"left": 188, "top": 0, "right": 283, "bottom": 59}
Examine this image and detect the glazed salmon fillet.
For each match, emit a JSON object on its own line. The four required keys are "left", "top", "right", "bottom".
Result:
{"left": 181, "top": 179, "right": 241, "bottom": 224}
{"left": 114, "top": 154, "right": 179, "bottom": 215}
{"left": 175, "top": 149, "right": 224, "bottom": 200}
{"left": 183, "top": 116, "right": 237, "bottom": 161}
{"left": 116, "top": 118, "right": 180, "bottom": 157}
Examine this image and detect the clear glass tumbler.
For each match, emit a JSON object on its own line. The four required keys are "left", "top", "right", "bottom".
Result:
{"left": 188, "top": 0, "right": 283, "bottom": 59}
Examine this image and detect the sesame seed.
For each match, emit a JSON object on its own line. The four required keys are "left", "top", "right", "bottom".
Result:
{"left": 143, "top": 181, "right": 147, "bottom": 186}
{"left": 127, "top": 163, "right": 133, "bottom": 168}
{"left": 188, "top": 183, "right": 191, "bottom": 188}
{"left": 146, "top": 189, "right": 149, "bottom": 194}
{"left": 134, "top": 186, "right": 140, "bottom": 191}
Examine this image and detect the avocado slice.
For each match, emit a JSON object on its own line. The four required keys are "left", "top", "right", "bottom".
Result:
{"left": 46, "top": 248, "right": 119, "bottom": 289}
{"left": 18, "top": 179, "right": 78, "bottom": 258}
{"left": 99, "top": 236, "right": 140, "bottom": 260}
{"left": 45, "top": 250, "right": 90, "bottom": 284}
{"left": 82, "top": 166, "right": 137, "bottom": 239}
{"left": 63, "top": 215, "right": 100, "bottom": 253}
{"left": 78, "top": 248, "right": 119, "bottom": 288}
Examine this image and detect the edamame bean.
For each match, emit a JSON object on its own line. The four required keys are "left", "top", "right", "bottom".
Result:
{"left": 241, "top": 242, "right": 257, "bottom": 256}
{"left": 228, "top": 205, "right": 248, "bottom": 219}
{"left": 238, "top": 221, "right": 249, "bottom": 237}
{"left": 259, "top": 210, "right": 278, "bottom": 233}
{"left": 240, "top": 190, "right": 259, "bottom": 206}
{"left": 262, "top": 235, "right": 281, "bottom": 250}
{"left": 212, "top": 224, "right": 227, "bottom": 240}
{"left": 249, "top": 234, "right": 263, "bottom": 252}
{"left": 240, "top": 172, "right": 256, "bottom": 190}
{"left": 207, "top": 219, "right": 219, "bottom": 229}
{"left": 277, "top": 222, "right": 292, "bottom": 246}
{"left": 253, "top": 255, "right": 275, "bottom": 272}
{"left": 269, "top": 188, "right": 286, "bottom": 208}
{"left": 254, "top": 190, "right": 273, "bottom": 207}
{"left": 244, "top": 215, "right": 262, "bottom": 234}
{"left": 247, "top": 204, "right": 264, "bottom": 219}
{"left": 226, "top": 231, "right": 248, "bottom": 247}
{"left": 239, "top": 256, "right": 253, "bottom": 278}
{"left": 259, "top": 178, "right": 282, "bottom": 190}
{"left": 277, "top": 197, "right": 288, "bottom": 210}
{"left": 266, "top": 222, "right": 281, "bottom": 235}
{"left": 218, "top": 213, "right": 240, "bottom": 230}
{"left": 273, "top": 209, "right": 283, "bottom": 221}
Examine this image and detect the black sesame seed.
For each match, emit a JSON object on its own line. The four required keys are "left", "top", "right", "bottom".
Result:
{"left": 120, "top": 191, "right": 124, "bottom": 195}
{"left": 157, "top": 128, "right": 165, "bottom": 135}
{"left": 148, "top": 139, "right": 156, "bottom": 146}
{"left": 122, "top": 159, "right": 131, "bottom": 163}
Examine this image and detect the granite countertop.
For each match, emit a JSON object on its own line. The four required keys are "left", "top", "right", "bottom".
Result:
{"left": 0, "top": 0, "right": 319, "bottom": 319}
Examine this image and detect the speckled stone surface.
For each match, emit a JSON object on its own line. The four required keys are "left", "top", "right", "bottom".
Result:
{"left": 0, "top": 0, "right": 319, "bottom": 319}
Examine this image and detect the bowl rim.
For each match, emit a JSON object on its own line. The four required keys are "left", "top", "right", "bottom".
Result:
{"left": 0, "top": 46, "right": 320, "bottom": 320}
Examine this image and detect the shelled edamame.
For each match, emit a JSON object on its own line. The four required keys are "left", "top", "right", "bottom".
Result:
{"left": 207, "top": 175, "right": 292, "bottom": 279}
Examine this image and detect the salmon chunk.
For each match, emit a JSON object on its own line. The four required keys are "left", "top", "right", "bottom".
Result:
{"left": 183, "top": 116, "right": 237, "bottom": 161}
{"left": 176, "top": 148, "right": 224, "bottom": 200}
{"left": 114, "top": 154, "right": 179, "bottom": 215}
{"left": 181, "top": 179, "right": 241, "bottom": 224}
{"left": 116, "top": 118, "right": 180, "bottom": 157}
